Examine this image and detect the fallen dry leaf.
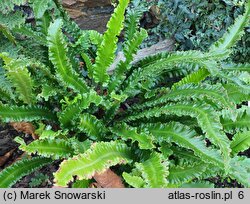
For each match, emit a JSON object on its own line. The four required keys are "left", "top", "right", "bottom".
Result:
{"left": 93, "top": 168, "right": 124, "bottom": 188}
{"left": 0, "top": 149, "right": 15, "bottom": 167}
{"left": 10, "top": 122, "right": 38, "bottom": 140}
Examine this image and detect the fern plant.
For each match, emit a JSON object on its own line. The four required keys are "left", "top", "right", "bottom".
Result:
{"left": 0, "top": 0, "right": 249, "bottom": 188}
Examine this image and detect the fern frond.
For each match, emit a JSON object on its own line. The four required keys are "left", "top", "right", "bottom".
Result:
{"left": 47, "top": 19, "right": 89, "bottom": 94}
{"left": 111, "top": 123, "right": 154, "bottom": 149}
{"left": 222, "top": 63, "right": 250, "bottom": 72}
{"left": 35, "top": 11, "right": 51, "bottom": 36}
{"left": 16, "top": 137, "right": 75, "bottom": 159}
{"left": 209, "top": 1, "right": 250, "bottom": 55}
{"left": 31, "top": 0, "right": 49, "bottom": 18}
{"left": 93, "top": 0, "right": 130, "bottom": 85}
{"left": 126, "top": 102, "right": 231, "bottom": 165}
{"left": 69, "top": 139, "right": 92, "bottom": 154}
{"left": 144, "top": 122, "right": 224, "bottom": 167}
{"left": 229, "top": 156, "right": 250, "bottom": 187}
{"left": 134, "top": 83, "right": 233, "bottom": 110}
{"left": 218, "top": 71, "right": 250, "bottom": 94}
{"left": 231, "top": 131, "right": 250, "bottom": 154}
{"left": 14, "top": 25, "right": 47, "bottom": 46}
{"left": 168, "top": 162, "right": 209, "bottom": 186}
{"left": 88, "top": 30, "right": 103, "bottom": 46}
{"left": 123, "top": 51, "right": 212, "bottom": 95}
{"left": 0, "top": 68, "right": 15, "bottom": 101}
{"left": 54, "top": 141, "right": 132, "bottom": 187}
{"left": 79, "top": 114, "right": 106, "bottom": 140}
{"left": 81, "top": 53, "right": 94, "bottom": 78}
{"left": 0, "top": 11, "right": 25, "bottom": 29}
{"left": 59, "top": 90, "right": 103, "bottom": 128}
{"left": 221, "top": 106, "right": 250, "bottom": 133}
{"left": 0, "top": 24, "right": 16, "bottom": 44}
{"left": 139, "top": 51, "right": 206, "bottom": 79}
{"left": 0, "top": 104, "right": 56, "bottom": 122}
{"left": 122, "top": 172, "right": 144, "bottom": 188}
{"left": 124, "top": 6, "right": 144, "bottom": 41}
{"left": 4, "top": 59, "right": 35, "bottom": 104}
{"left": 109, "top": 28, "right": 148, "bottom": 92}
{"left": 72, "top": 179, "right": 90, "bottom": 188}
{"left": 223, "top": 84, "right": 250, "bottom": 104}
{"left": 0, "top": 157, "right": 52, "bottom": 188}
{"left": 171, "top": 146, "right": 199, "bottom": 162}
{"left": 135, "top": 152, "right": 168, "bottom": 188}
{"left": 172, "top": 68, "right": 210, "bottom": 89}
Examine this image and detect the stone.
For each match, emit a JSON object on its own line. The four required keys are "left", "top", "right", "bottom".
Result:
{"left": 62, "top": 0, "right": 113, "bottom": 33}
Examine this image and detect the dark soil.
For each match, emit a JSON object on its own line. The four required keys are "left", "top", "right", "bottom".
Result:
{"left": 13, "top": 161, "right": 61, "bottom": 188}
{"left": 0, "top": 124, "right": 61, "bottom": 188}
{"left": 0, "top": 125, "right": 20, "bottom": 157}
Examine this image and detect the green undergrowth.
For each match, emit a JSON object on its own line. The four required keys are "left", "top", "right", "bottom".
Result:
{"left": 0, "top": 0, "right": 249, "bottom": 188}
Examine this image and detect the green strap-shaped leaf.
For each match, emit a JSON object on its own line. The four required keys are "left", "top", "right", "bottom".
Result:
{"left": 59, "top": 90, "right": 103, "bottom": 127}
{"left": 135, "top": 152, "right": 168, "bottom": 188}
{"left": 231, "top": 131, "right": 250, "bottom": 154}
{"left": 144, "top": 122, "right": 224, "bottom": 167}
{"left": 209, "top": 0, "right": 250, "bottom": 55}
{"left": 109, "top": 29, "right": 148, "bottom": 92}
{"left": 111, "top": 123, "right": 154, "bottom": 149}
{"left": 124, "top": 6, "right": 144, "bottom": 42}
{"left": 228, "top": 156, "right": 250, "bottom": 188}
{"left": 72, "top": 179, "right": 91, "bottom": 188}
{"left": 168, "top": 162, "right": 209, "bottom": 186}
{"left": 54, "top": 141, "right": 132, "bottom": 187}
{"left": 5, "top": 63, "right": 35, "bottom": 104}
{"left": 0, "top": 104, "right": 56, "bottom": 122}
{"left": 17, "top": 138, "right": 75, "bottom": 159}
{"left": 79, "top": 114, "right": 106, "bottom": 140}
{"left": 88, "top": 30, "right": 103, "bottom": 46}
{"left": 69, "top": 139, "right": 92, "bottom": 154}
{"left": 126, "top": 102, "right": 231, "bottom": 165}
{"left": 13, "top": 25, "right": 47, "bottom": 45}
{"left": 134, "top": 83, "right": 233, "bottom": 110}
{"left": 222, "top": 63, "right": 250, "bottom": 72}
{"left": 171, "top": 146, "right": 199, "bottom": 162}
{"left": 31, "top": 0, "right": 49, "bottom": 18}
{"left": 0, "top": 24, "right": 16, "bottom": 44}
{"left": 93, "top": 0, "right": 130, "bottom": 85}
{"left": 0, "top": 56, "right": 35, "bottom": 104}
{"left": 0, "top": 68, "right": 15, "bottom": 101}
{"left": 47, "top": 19, "right": 89, "bottom": 94}
{"left": 0, "top": 157, "right": 52, "bottom": 188}
{"left": 172, "top": 68, "right": 210, "bottom": 89}
{"left": 36, "top": 11, "right": 51, "bottom": 35}
{"left": 224, "top": 84, "right": 250, "bottom": 104}
{"left": 221, "top": 106, "right": 250, "bottom": 133}
{"left": 122, "top": 172, "right": 144, "bottom": 188}
{"left": 218, "top": 71, "right": 250, "bottom": 94}
{"left": 123, "top": 51, "right": 210, "bottom": 95}
{"left": 81, "top": 53, "right": 94, "bottom": 78}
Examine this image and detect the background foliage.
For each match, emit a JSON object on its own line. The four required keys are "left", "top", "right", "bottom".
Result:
{"left": 132, "top": 0, "right": 249, "bottom": 63}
